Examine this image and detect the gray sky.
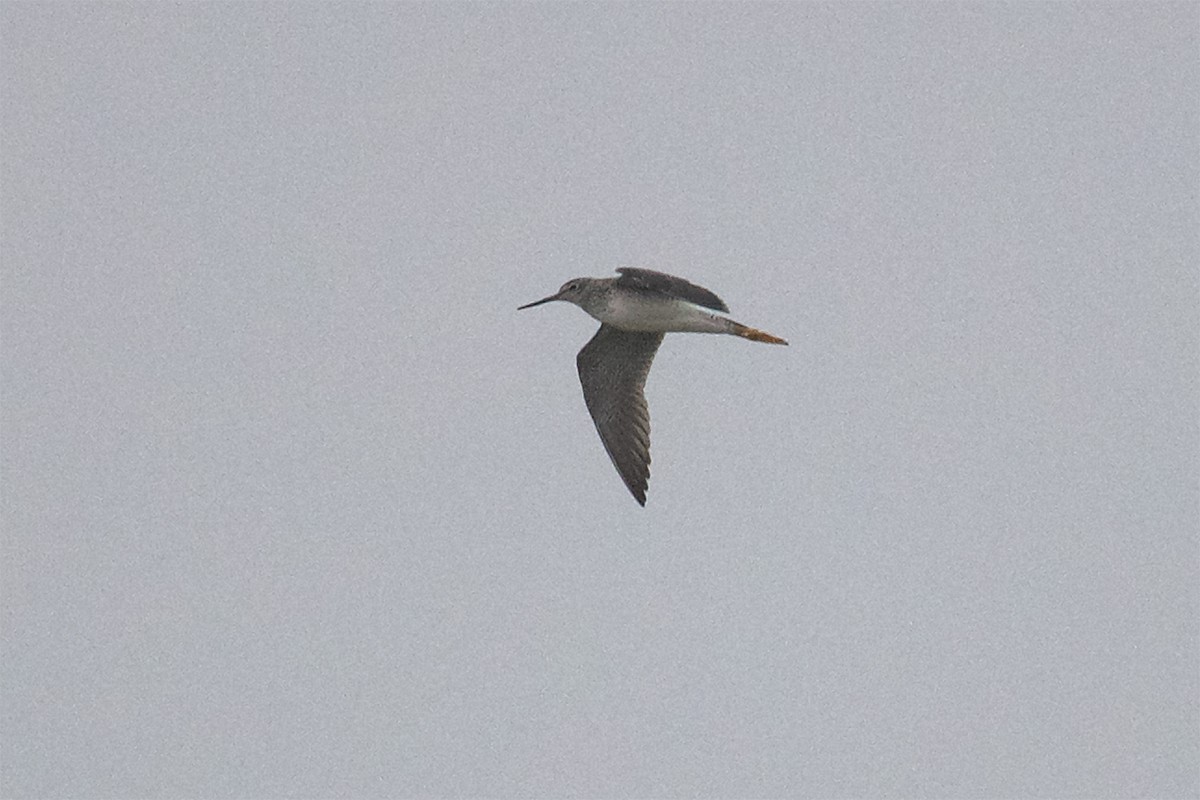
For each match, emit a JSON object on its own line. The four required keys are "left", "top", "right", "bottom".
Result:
{"left": 3, "top": 4, "right": 1197, "bottom": 798}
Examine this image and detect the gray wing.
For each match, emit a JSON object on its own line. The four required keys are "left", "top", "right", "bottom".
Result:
{"left": 576, "top": 325, "right": 665, "bottom": 506}
{"left": 615, "top": 267, "right": 729, "bottom": 312}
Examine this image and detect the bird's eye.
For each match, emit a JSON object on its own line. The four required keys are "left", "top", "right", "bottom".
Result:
{"left": 566, "top": 282, "right": 578, "bottom": 292}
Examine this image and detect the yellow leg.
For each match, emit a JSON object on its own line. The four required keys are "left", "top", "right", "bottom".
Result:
{"left": 731, "top": 322, "right": 788, "bottom": 345}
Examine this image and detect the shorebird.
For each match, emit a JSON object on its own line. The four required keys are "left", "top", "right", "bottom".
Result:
{"left": 519, "top": 267, "right": 787, "bottom": 505}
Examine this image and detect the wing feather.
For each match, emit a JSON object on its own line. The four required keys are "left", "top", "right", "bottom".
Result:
{"left": 576, "top": 325, "right": 664, "bottom": 505}
{"left": 615, "top": 268, "right": 729, "bottom": 312}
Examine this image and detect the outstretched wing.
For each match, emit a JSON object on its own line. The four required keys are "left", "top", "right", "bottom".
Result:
{"left": 615, "top": 267, "right": 729, "bottom": 313}
{"left": 576, "top": 325, "right": 665, "bottom": 506}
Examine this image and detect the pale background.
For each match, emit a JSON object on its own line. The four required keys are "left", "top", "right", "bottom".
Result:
{"left": 3, "top": 4, "right": 1197, "bottom": 798}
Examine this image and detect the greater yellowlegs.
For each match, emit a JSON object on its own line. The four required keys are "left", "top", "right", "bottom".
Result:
{"left": 519, "top": 267, "right": 787, "bottom": 506}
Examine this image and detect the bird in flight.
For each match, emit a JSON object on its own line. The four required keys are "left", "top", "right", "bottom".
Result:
{"left": 519, "top": 267, "right": 787, "bottom": 505}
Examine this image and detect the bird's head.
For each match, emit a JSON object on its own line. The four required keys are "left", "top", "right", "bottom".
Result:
{"left": 518, "top": 278, "right": 591, "bottom": 310}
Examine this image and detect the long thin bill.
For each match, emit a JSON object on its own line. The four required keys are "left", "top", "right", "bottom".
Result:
{"left": 517, "top": 294, "right": 558, "bottom": 310}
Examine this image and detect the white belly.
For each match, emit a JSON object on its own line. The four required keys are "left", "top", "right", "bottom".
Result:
{"left": 590, "top": 293, "right": 731, "bottom": 334}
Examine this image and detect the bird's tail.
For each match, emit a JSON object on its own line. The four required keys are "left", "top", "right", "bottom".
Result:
{"left": 729, "top": 320, "right": 788, "bottom": 345}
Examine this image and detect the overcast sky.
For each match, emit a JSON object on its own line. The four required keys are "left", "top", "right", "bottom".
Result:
{"left": 3, "top": 4, "right": 1197, "bottom": 798}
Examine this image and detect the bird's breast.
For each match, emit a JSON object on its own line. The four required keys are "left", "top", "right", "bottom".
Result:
{"left": 589, "top": 293, "right": 730, "bottom": 334}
